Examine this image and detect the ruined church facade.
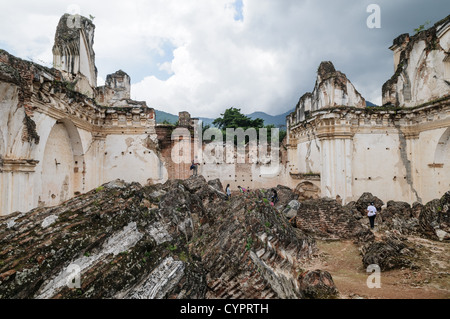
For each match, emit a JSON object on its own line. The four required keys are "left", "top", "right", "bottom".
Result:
{"left": 0, "top": 14, "right": 167, "bottom": 215}
{"left": 286, "top": 15, "right": 450, "bottom": 205}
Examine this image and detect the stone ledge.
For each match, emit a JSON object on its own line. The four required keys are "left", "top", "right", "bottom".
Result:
{"left": 0, "top": 159, "right": 39, "bottom": 173}
{"left": 428, "top": 163, "right": 444, "bottom": 168}
{"left": 290, "top": 172, "right": 321, "bottom": 181}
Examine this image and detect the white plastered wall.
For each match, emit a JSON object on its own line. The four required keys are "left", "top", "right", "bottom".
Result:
{"left": 102, "top": 134, "right": 168, "bottom": 186}
{"left": 351, "top": 132, "right": 415, "bottom": 204}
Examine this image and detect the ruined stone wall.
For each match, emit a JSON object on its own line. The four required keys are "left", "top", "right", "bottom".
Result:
{"left": 102, "top": 134, "right": 167, "bottom": 186}
{"left": 53, "top": 14, "right": 97, "bottom": 89}
{"left": 0, "top": 49, "right": 55, "bottom": 214}
{"left": 287, "top": 17, "right": 450, "bottom": 206}
{"left": 409, "top": 103, "right": 450, "bottom": 202}
{"left": 383, "top": 15, "right": 450, "bottom": 107}
{"left": 0, "top": 46, "right": 164, "bottom": 216}
{"left": 201, "top": 162, "right": 294, "bottom": 192}
{"left": 351, "top": 129, "right": 413, "bottom": 203}
{"left": 197, "top": 136, "right": 294, "bottom": 192}
{"left": 155, "top": 125, "right": 197, "bottom": 181}
{"left": 287, "top": 100, "right": 450, "bottom": 205}
{"left": 153, "top": 122, "right": 295, "bottom": 191}
{"left": 287, "top": 124, "right": 322, "bottom": 177}
{"left": 287, "top": 61, "right": 365, "bottom": 128}
{"left": 95, "top": 70, "right": 131, "bottom": 107}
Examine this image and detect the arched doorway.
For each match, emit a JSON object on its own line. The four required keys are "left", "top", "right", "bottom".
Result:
{"left": 295, "top": 181, "right": 321, "bottom": 201}
{"left": 40, "top": 119, "right": 85, "bottom": 207}
{"left": 434, "top": 127, "right": 450, "bottom": 197}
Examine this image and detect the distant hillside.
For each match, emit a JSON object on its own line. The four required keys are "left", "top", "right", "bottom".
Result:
{"left": 247, "top": 110, "right": 293, "bottom": 129}
{"left": 154, "top": 109, "right": 179, "bottom": 124}
{"left": 154, "top": 108, "right": 294, "bottom": 129}
{"left": 197, "top": 117, "right": 215, "bottom": 127}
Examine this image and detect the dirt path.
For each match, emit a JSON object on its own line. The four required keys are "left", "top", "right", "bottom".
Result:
{"left": 303, "top": 236, "right": 450, "bottom": 299}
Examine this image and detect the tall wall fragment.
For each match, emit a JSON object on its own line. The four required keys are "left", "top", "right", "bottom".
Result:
{"left": 287, "top": 61, "right": 366, "bottom": 128}
{"left": 382, "top": 15, "right": 450, "bottom": 107}
{"left": 53, "top": 14, "right": 97, "bottom": 95}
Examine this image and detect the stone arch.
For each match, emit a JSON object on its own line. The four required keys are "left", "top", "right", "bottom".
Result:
{"left": 40, "top": 119, "right": 85, "bottom": 207}
{"left": 433, "top": 127, "right": 450, "bottom": 197}
{"left": 435, "top": 127, "right": 450, "bottom": 165}
{"left": 444, "top": 54, "right": 450, "bottom": 81}
{"left": 295, "top": 181, "right": 321, "bottom": 201}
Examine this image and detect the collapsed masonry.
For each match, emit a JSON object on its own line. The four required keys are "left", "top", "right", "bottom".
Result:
{"left": 0, "top": 176, "right": 326, "bottom": 299}
{"left": 0, "top": 175, "right": 448, "bottom": 299}
{"left": 286, "top": 15, "right": 450, "bottom": 206}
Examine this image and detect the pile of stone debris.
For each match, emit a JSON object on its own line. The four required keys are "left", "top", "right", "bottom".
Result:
{"left": 279, "top": 187, "right": 449, "bottom": 274}
{"left": 0, "top": 176, "right": 448, "bottom": 299}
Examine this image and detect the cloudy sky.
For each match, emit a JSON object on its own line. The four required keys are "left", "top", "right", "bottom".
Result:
{"left": 0, "top": 1, "right": 448, "bottom": 118}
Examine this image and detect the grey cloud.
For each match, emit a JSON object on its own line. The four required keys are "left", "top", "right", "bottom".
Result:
{"left": 1, "top": 0, "right": 448, "bottom": 117}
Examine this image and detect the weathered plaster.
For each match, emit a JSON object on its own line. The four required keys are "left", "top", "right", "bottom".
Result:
{"left": 0, "top": 15, "right": 164, "bottom": 215}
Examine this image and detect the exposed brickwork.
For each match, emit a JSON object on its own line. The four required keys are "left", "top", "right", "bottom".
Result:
{"left": 0, "top": 49, "right": 61, "bottom": 117}
{"left": 156, "top": 125, "right": 196, "bottom": 181}
{"left": 292, "top": 197, "right": 374, "bottom": 242}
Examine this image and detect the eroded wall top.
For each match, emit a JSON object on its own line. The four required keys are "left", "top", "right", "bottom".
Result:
{"left": 53, "top": 14, "right": 97, "bottom": 90}
{"left": 287, "top": 61, "right": 366, "bottom": 129}
{"left": 95, "top": 70, "right": 132, "bottom": 107}
{"left": 382, "top": 15, "right": 450, "bottom": 107}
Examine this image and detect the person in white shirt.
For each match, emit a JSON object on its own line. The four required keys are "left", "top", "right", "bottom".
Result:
{"left": 226, "top": 184, "right": 231, "bottom": 200}
{"left": 367, "top": 202, "right": 377, "bottom": 230}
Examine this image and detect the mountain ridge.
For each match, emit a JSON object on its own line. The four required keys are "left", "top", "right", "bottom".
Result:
{"left": 155, "top": 109, "right": 294, "bottom": 128}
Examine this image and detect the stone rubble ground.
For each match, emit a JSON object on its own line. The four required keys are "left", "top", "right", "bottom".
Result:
{"left": 0, "top": 176, "right": 448, "bottom": 299}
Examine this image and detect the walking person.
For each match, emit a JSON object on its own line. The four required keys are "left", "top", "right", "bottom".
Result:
{"left": 190, "top": 159, "right": 200, "bottom": 176}
{"left": 270, "top": 189, "right": 278, "bottom": 205}
{"left": 226, "top": 184, "right": 231, "bottom": 200}
{"left": 238, "top": 186, "right": 246, "bottom": 194}
{"left": 367, "top": 202, "right": 377, "bottom": 230}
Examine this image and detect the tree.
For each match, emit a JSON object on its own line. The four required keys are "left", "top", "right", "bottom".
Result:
{"left": 212, "top": 107, "right": 285, "bottom": 144}
{"left": 264, "top": 124, "right": 287, "bottom": 144}
{"left": 212, "top": 108, "right": 264, "bottom": 145}
{"left": 213, "top": 107, "right": 264, "bottom": 131}
{"left": 161, "top": 119, "right": 174, "bottom": 125}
